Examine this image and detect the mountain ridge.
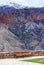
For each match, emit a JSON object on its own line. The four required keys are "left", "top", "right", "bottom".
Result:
{"left": 0, "top": 6, "right": 44, "bottom": 24}
{"left": 0, "top": 5, "right": 44, "bottom": 50}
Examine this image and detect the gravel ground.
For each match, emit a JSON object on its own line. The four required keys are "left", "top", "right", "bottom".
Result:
{"left": 0, "top": 56, "right": 44, "bottom": 65}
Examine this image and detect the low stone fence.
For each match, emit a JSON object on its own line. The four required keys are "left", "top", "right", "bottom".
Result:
{"left": 31, "top": 51, "right": 44, "bottom": 56}
{"left": 0, "top": 52, "right": 15, "bottom": 59}
{"left": 0, "top": 50, "right": 44, "bottom": 59}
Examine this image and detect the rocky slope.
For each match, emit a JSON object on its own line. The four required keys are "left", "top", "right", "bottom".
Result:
{"left": 0, "top": 24, "right": 23, "bottom": 52}
{"left": 0, "top": 5, "right": 44, "bottom": 50}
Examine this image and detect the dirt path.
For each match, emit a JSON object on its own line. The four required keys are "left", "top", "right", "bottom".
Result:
{"left": 0, "top": 59, "right": 43, "bottom": 65}
{"left": 0, "top": 56, "right": 44, "bottom": 65}
{"left": 17, "top": 56, "right": 44, "bottom": 60}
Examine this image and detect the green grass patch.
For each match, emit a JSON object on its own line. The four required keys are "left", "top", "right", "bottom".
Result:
{"left": 23, "top": 58, "right": 44, "bottom": 64}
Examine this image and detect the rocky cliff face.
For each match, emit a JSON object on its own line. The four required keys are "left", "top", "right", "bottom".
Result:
{"left": 0, "top": 6, "right": 44, "bottom": 50}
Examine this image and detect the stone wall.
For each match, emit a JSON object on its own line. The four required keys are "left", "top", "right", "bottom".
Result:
{"left": 0, "top": 50, "right": 44, "bottom": 59}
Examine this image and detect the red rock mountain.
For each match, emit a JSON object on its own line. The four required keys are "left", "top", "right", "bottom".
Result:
{"left": 0, "top": 7, "right": 44, "bottom": 24}
{"left": 0, "top": 6, "right": 44, "bottom": 50}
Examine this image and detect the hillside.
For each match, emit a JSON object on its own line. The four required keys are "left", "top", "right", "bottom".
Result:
{"left": 0, "top": 5, "right": 44, "bottom": 50}
{"left": 0, "top": 24, "right": 23, "bottom": 52}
